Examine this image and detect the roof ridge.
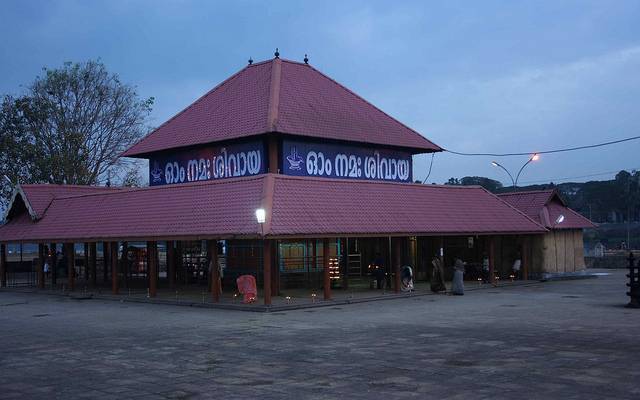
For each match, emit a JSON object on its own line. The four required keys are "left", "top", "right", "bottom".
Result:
{"left": 49, "top": 174, "right": 268, "bottom": 201}
{"left": 479, "top": 186, "right": 548, "bottom": 231}
{"left": 498, "top": 189, "right": 555, "bottom": 196}
{"left": 302, "top": 63, "right": 441, "bottom": 152}
{"left": 20, "top": 183, "right": 120, "bottom": 190}
{"left": 261, "top": 174, "right": 275, "bottom": 235}
{"left": 266, "top": 58, "right": 282, "bottom": 131}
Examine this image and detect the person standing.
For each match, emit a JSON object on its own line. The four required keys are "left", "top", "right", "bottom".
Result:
{"left": 430, "top": 255, "right": 446, "bottom": 293}
{"left": 482, "top": 253, "right": 490, "bottom": 283}
{"left": 512, "top": 252, "right": 522, "bottom": 280}
{"left": 371, "top": 252, "right": 386, "bottom": 290}
{"left": 451, "top": 256, "right": 465, "bottom": 295}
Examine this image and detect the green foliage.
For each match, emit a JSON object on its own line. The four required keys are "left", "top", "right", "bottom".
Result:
{"left": 0, "top": 60, "right": 153, "bottom": 209}
{"left": 445, "top": 176, "right": 503, "bottom": 192}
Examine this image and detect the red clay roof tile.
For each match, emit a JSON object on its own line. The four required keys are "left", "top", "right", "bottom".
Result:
{"left": 122, "top": 59, "right": 440, "bottom": 157}
{"left": 0, "top": 176, "right": 545, "bottom": 242}
{"left": 498, "top": 190, "right": 595, "bottom": 229}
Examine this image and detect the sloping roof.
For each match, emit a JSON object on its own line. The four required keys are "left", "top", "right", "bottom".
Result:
{"left": 0, "top": 177, "right": 265, "bottom": 242}
{"left": 0, "top": 176, "right": 545, "bottom": 243}
{"left": 4, "top": 184, "right": 122, "bottom": 221}
{"left": 498, "top": 190, "right": 596, "bottom": 230}
{"left": 122, "top": 58, "right": 441, "bottom": 157}
{"left": 270, "top": 176, "right": 545, "bottom": 236}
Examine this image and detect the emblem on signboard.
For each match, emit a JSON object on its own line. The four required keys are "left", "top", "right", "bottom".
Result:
{"left": 150, "top": 162, "right": 163, "bottom": 183}
{"left": 286, "top": 147, "right": 303, "bottom": 170}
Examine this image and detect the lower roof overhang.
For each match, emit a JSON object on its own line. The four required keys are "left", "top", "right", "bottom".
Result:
{"left": 0, "top": 174, "right": 547, "bottom": 244}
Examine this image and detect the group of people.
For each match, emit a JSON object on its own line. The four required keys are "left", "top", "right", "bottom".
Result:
{"left": 429, "top": 254, "right": 465, "bottom": 295}
{"left": 369, "top": 250, "right": 524, "bottom": 296}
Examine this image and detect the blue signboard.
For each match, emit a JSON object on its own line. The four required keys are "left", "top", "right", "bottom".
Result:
{"left": 282, "top": 140, "right": 412, "bottom": 182}
{"left": 148, "top": 141, "right": 265, "bottom": 186}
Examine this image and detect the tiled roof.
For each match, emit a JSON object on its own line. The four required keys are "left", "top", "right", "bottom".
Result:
{"left": 5, "top": 184, "right": 122, "bottom": 221}
{"left": 122, "top": 58, "right": 440, "bottom": 157}
{"left": 0, "top": 176, "right": 545, "bottom": 243}
{"left": 270, "top": 176, "right": 545, "bottom": 236}
{"left": 0, "top": 177, "right": 265, "bottom": 242}
{"left": 498, "top": 190, "right": 595, "bottom": 229}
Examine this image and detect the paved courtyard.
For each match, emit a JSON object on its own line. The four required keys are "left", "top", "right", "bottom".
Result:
{"left": 0, "top": 269, "right": 637, "bottom": 399}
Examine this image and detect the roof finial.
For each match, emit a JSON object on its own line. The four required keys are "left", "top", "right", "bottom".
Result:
{"left": 248, "top": 57, "right": 253, "bottom": 65}
{"left": 274, "top": 48, "right": 280, "bottom": 59}
{"left": 304, "top": 54, "right": 309, "bottom": 64}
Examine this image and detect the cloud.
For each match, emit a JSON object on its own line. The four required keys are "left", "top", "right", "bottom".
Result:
{"left": 400, "top": 45, "right": 640, "bottom": 183}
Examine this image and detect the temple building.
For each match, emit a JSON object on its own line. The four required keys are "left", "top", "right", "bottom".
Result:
{"left": 0, "top": 56, "right": 593, "bottom": 305}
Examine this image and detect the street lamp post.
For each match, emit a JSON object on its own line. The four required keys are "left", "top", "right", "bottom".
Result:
{"left": 491, "top": 153, "right": 539, "bottom": 190}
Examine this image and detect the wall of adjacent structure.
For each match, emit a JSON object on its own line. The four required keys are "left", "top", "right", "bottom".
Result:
{"left": 532, "top": 229, "right": 586, "bottom": 273}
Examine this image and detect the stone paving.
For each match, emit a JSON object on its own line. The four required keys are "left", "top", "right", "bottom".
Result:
{"left": 0, "top": 269, "right": 638, "bottom": 399}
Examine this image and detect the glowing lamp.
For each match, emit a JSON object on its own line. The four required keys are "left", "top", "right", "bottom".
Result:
{"left": 255, "top": 208, "right": 266, "bottom": 224}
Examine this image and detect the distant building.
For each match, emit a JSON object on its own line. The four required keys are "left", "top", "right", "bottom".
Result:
{"left": 499, "top": 190, "right": 597, "bottom": 274}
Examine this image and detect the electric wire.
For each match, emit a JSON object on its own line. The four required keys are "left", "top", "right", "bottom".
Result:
{"left": 421, "top": 153, "right": 436, "bottom": 184}
{"left": 442, "top": 135, "right": 640, "bottom": 157}
{"left": 517, "top": 167, "right": 640, "bottom": 185}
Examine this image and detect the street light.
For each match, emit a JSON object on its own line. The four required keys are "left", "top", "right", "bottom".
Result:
{"left": 491, "top": 153, "right": 539, "bottom": 190}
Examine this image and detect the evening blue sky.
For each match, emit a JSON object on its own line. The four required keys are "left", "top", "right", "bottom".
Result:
{"left": 1, "top": 0, "right": 640, "bottom": 186}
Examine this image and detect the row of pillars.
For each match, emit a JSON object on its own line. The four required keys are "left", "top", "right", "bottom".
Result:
{"left": 0, "top": 237, "right": 411, "bottom": 304}
{"left": 0, "top": 240, "right": 217, "bottom": 301}
{"left": 0, "top": 237, "right": 530, "bottom": 304}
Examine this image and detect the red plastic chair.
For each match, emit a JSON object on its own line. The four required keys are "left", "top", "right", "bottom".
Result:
{"left": 236, "top": 275, "right": 257, "bottom": 303}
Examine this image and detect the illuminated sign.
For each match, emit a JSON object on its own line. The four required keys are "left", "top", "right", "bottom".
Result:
{"left": 282, "top": 140, "right": 412, "bottom": 182}
{"left": 148, "top": 141, "right": 265, "bottom": 186}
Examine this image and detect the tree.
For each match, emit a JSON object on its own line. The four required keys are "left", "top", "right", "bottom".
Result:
{"left": 459, "top": 176, "right": 504, "bottom": 192}
{"left": 446, "top": 178, "right": 460, "bottom": 185}
{"left": 0, "top": 96, "right": 39, "bottom": 207}
{"left": 0, "top": 60, "right": 153, "bottom": 209}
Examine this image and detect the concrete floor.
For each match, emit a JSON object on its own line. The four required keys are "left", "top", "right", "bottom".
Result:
{"left": 0, "top": 269, "right": 637, "bottom": 399}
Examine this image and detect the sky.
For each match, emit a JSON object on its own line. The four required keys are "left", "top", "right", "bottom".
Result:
{"left": 1, "top": 0, "right": 640, "bottom": 186}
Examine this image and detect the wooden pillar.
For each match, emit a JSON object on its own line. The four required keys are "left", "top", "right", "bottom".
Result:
{"left": 111, "top": 241, "right": 119, "bottom": 294}
{"left": 176, "top": 241, "right": 183, "bottom": 285}
{"left": 167, "top": 241, "right": 176, "bottom": 290}
{"left": 341, "top": 238, "right": 349, "bottom": 290}
{"left": 271, "top": 240, "right": 280, "bottom": 297}
{"left": 66, "top": 243, "right": 75, "bottom": 291}
{"left": 312, "top": 239, "right": 317, "bottom": 287}
{"left": 522, "top": 237, "right": 530, "bottom": 280}
{"left": 102, "top": 242, "right": 109, "bottom": 283}
{"left": 121, "top": 241, "right": 128, "bottom": 288}
{"left": 323, "top": 238, "right": 331, "bottom": 300}
{"left": 83, "top": 243, "right": 89, "bottom": 282}
{"left": 394, "top": 238, "right": 402, "bottom": 293}
{"left": 208, "top": 240, "right": 220, "bottom": 302}
{"left": 50, "top": 242, "right": 57, "bottom": 286}
{"left": 263, "top": 240, "right": 272, "bottom": 306}
{"left": 489, "top": 237, "right": 496, "bottom": 285}
{"left": 37, "top": 244, "right": 45, "bottom": 289}
{"left": 147, "top": 241, "right": 157, "bottom": 297}
{"left": 89, "top": 242, "right": 97, "bottom": 287}
{"left": 0, "top": 243, "right": 7, "bottom": 288}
